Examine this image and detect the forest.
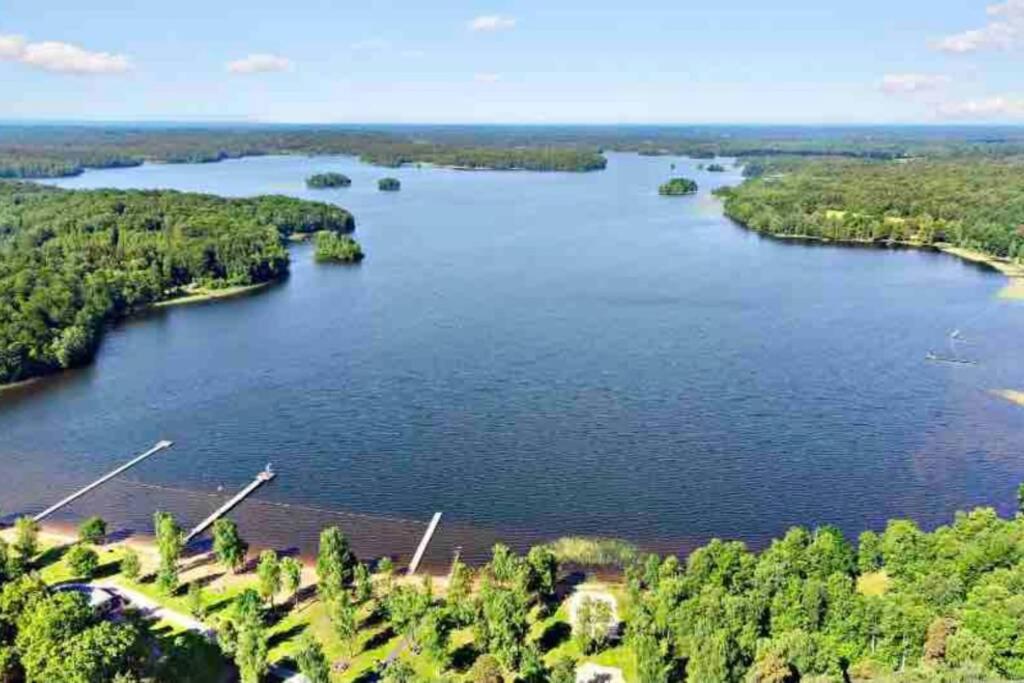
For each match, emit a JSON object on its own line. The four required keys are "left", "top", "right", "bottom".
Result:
{"left": 0, "top": 181, "right": 357, "bottom": 385}
{"left": 716, "top": 157, "right": 1024, "bottom": 262}
{"left": 11, "top": 124, "right": 1024, "bottom": 180}
{"left": 0, "top": 126, "right": 608, "bottom": 178}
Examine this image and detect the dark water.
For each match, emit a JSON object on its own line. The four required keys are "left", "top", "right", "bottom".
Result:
{"left": 2, "top": 152, "right": 1023, "bottom": 564}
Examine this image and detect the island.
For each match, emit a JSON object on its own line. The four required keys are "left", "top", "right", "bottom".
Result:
{"left": 306, "top": 172, "right": 351, "bottom": 188}
{"left": 658, "top": 177, "right": 699, "bottom": 196}
{"left": 706, "top": 163, "right": 727, "bottom": 172}
{"left": 0, "top": 181, "right": 360, "bottom": 387}
{"left": 314, "top": 231, "right": 364, "bottom": 263}
{"left": 378, "top": 177, "right": 401, "bottom": 192}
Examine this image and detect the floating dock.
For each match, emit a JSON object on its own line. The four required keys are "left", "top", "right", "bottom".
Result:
{"left": 184, "top": 467, "right": 276, "bottom": 544}
{"left": 33, "top": 440, "right": 174, "bottom": 522}
{"left": 407, "top": 512, "right": 442, "bottom": 576}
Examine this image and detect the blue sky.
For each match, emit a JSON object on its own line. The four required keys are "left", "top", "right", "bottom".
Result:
{"left": 2, "top": 0, "right": 1023, "bottom": 124}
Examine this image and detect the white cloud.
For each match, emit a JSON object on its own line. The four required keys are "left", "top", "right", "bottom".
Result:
{"left": 880, "top": 73, "right": 950, "bottom": 94}
{"left": 0, "top": 34, "right": 130, "bottom": 74}
{"left": 474, "top": 72, "right": 501, "bottom": 83}
{"left": 934, "top": 0, "right": 1024, "bottom": 53}
{"left": 468, "top": 15, "right": 517, "bottom": 32}
{"left": 226, "top": 53, "right": 292, "bottom": 74}
{"left": 0, "top": 35, "right": 26, "bottom": 59}
{"left": 937, "top": 96, "right": 1024, "bottom": 119}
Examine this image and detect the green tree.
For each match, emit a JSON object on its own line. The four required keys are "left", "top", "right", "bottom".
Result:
{"left": 354, "top": 562, "right": 373, "bottom": 603}
{"left": 153, "top": 511, "right": 183, "bottom": 595}
{"left": 857, "top": 530, "right": 884, "bottom": 574}
{"left": 280, "top": 556, "right": 303, "bottom": 606}
{"left": 186, "top": 581, "right": 206, "bottom": 618}
{"left": 212, "top": 518, "right": 248, "bottom": 574}
{"left": 234, "top": 620, "right": 268, "bottom": 683}
{"left": 417, "top": 609, "right": 453, "bottom": 667}
{"left": 66, "top": 544, "right": 99, "bottom": 579}
{"left": 257, "top": 550, "right": 281, "bottom": 606}
{"left": 382, "top": 658, "right": 416, "bottom": 683}
{"left": 316, "top": 527, "right": 356, "bottom": 600}
{"left": 329, "top": 591, "right": 359, "bottom": 657}
{"left": 468, "top": 653, "right": 504, "bottom": 683}
{"left": 317, "top": 528, "right": 358, "bottom": 602}
{"left": 120, "top": 549, "right": 141, "bottom": 582}
{"left": 295, "top": 634, "right": 331, "bottom": 683}
{"left": 78, "top": 516, "right": 107, "bottom": 545}
{"left": 633, "top": 631, "right": 669, "bottom": 683}
{"left": 13, "top": 516, "right": 39, "bottom": 561}
{"left": 549, "top": 657, "right": 576, "bottom": 683}
{"left": 526, "top": 546, "right": 559, "bottom": 598}
{"left": 378, "top": 556, "right": 395, "bottom": 596}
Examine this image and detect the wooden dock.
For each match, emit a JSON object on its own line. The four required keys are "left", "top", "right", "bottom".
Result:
{"left": 407, "top": 512, "right": 442, "bottom": 576}
{"left": 33, "top": 440, "right": 174, "bottom": 522}
{"left": 184, "top": 468, "right": 276, "bottom": 544}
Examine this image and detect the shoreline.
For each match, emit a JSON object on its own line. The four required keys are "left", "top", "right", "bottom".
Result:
{"left": 150, "top": 280, "right": 275, "bottom": 309}
{"left": 737, "top": 228, "right": 1024, "bottom": 300}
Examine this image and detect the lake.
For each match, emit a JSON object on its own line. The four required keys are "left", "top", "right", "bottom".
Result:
{"left": 2, "top": 152, "right": 1023, "bottom": 566}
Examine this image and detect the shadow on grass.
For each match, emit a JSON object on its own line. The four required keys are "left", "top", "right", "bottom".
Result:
{"left": 450, "top": 642, "right": 480, "bottom": 673}
{"left": 267, "top": 622, "right": 307, "bottom": 649}
{"left": 538, "top": 621, "right": 572, "bottom": 653}
{"left": 92, "top": 560, "right": 123, "bottom": 581}
{"left": 190, "top": 571, "right": 225, "bottom": 590}
{"left": 362, "top": 626, "right": 396, "bottom": 652}
{"left": 352, "top": 669, "right": 380, "bottom": 683}
{"left": 34, "top": 543, "right": 71, "bottom": 570}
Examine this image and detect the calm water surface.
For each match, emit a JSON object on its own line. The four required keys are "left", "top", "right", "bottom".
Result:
{"left": 2, "top": 152, "right": 1023, "bottom": 562}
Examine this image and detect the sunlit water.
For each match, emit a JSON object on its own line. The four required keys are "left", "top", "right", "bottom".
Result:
{"left": 2, "top": 152, "right": 1023, "bottom": 564}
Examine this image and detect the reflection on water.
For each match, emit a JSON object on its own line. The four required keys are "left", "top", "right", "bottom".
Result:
{"left": 2, "top": 152, "right": 1024, "bottom": 559}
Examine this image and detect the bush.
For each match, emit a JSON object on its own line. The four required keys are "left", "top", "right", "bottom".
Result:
{"left": 78, "top": 516, "right": 107, "bottom": 545}
{"left": 66, "top": 544, "right": 99, "bottom": 579}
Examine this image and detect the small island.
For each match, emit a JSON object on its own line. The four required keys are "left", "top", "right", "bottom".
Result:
{"left": 706, "top": 163, "right": 727, "bottom": 172}
{"left": 378, "top": 177, "right": 401, "bottom": 192}
{"left": 306, "top": 172, "right": 351, "bottom": 189}
{"left": 315, "top": 231, "right": 364, "bottom": 263}
{"left": 658, "top": 177, "right": 699, "bottom": 196}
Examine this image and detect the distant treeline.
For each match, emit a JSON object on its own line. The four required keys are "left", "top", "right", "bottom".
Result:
{"left": 0, "top": 126, "right": 607, "bottom": 178}
{"left": 716, "top": 157, "right": 1024, "bottom": 262}
{"left": 10, "top": 124, "right": 1024, "bottom": 180}
{"left": 0, "top": 181, "right": 356, "bottom": 384}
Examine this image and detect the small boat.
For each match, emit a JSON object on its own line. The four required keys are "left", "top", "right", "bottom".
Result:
{"left": 925, "top": 352, "right": 977, "bottom": 366}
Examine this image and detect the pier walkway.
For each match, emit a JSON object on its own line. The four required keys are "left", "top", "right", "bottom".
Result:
{"left": 33, "top": 441, "right": 174, "bottom": 522}
{"left": 407, "top": 512, "right": 442, "bottom": 575}
{"left": 184, "top": 467, "right": 276, "bottom": 544}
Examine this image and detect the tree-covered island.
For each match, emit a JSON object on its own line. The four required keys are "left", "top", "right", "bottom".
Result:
{"left": 378, "top": 177, "right": 401, "bottom": 192}
{"left": 314, "top": 231, "right": 364, "bottom": 263}
{"left": 0, "top": 182, "right": 361, "bottom": 386}
{"left": 658, "top": 177, "right": 699, "bottom": 196}
{"left": 706, "top": 163, "right": 727, "bottom": 172}
{"left": 306, "top": 172, "right": 352, "bottom": 188}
